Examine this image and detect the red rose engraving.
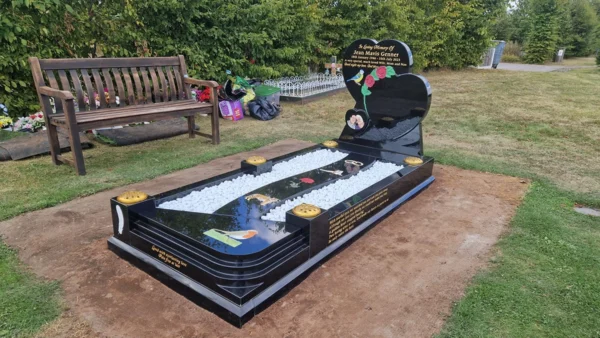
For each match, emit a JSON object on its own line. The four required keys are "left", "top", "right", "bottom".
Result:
{"left": 365, "top": 75, "right": 375, "bottom": 88}
{"left": 376, "top": 66, "right": 386, "bottom": 79}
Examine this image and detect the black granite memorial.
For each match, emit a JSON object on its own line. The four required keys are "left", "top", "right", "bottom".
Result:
{"left": 108, "top": 38, "right": 435, "bottom": 327}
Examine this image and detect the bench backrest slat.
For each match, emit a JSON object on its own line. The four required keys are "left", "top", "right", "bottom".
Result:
{"left": 80, "top": 69, "right": 96, "bottom": 110}
{"left": 69, "top": 69, "right": 86, "bottom": 109}
{"left": 111, "top": 68, "right": 127, "bottom": 106}
{"left": 140, "top": 68, "right": 153, "bottom": 104}
{"left": 173, "top": 67, "right": 184, "bottom": 100}
{"left": 156, "top": 66, "right": 169, "bottom": 102}
{"left": 101, "top": 69, "right": 117, "bottom": 106}
{"left": 30, "top": 56, "right": 190, "bottom": 114}
{"left": 148, "top": 67, "right": 161, "bottom": 103}
{"left": 91, "top": 69, "right": 108, "bottom": 109}
{"left": 122, "top": 68, "right": 138, "bottom": 105}
{"left": 166, "top": 67, "right": 177, "bottom": 101}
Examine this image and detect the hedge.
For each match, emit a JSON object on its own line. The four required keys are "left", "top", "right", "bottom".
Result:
{"left": 1, "top": 0, "right": 501, "bottom": 119}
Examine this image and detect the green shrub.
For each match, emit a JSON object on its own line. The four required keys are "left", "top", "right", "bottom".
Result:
{"left": 0, "top": 0, "right": 503, "bottom": 119}
{"left": 523, "top": 0, "right": 560, "bottom": 64}
{"left": 501, "top": 54, "right": 522, "bottom": 63}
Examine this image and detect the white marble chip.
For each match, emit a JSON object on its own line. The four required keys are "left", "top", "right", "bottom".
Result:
{"left": 262, "top": 161, "right": 403, "bottom": 222}
{"left": 158, "top": 149, "right": 348, "bottom": 214}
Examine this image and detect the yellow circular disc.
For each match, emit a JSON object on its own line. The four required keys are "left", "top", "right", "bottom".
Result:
{"left": 246, "top": 156, "right": 267, "bottom": 165}
{"left": 322, "top": 140, "right": 338, "bottom": 148}
{"left": 404, "top": 156, "right": 424, "bottom": 166}
{"left": 117, "top": 191, "right": 148, "bottom": 204}
{"left": 292, "top": 203, "right": 321, "bottom": 218}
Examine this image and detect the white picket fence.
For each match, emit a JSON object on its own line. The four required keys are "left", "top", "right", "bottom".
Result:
{"left": 264, "top": 73, "right": 345, "bottom": 98}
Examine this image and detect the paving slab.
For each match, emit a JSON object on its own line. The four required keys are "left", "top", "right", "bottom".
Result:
{"left": 0, "top": 139, "right": 529, "bottom": 338}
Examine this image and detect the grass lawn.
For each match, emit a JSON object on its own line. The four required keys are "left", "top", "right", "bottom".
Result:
{"left": 0, "top": 67, "right": 599, "bottom": 336}
{"left": 558, "top": 56, "right": 597, "bottom": 67}
{"left": 0, "top": 130, "right": 27, "bottom": 142}
{"left": 0, "top": 243, "right": 61, "bottom": 337}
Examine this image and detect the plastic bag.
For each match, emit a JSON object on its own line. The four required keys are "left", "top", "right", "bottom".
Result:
{"left": 247, "top": 98, "right": 280, "bottom": 121}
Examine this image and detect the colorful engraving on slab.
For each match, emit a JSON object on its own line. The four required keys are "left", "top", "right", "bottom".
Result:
{"left": 245, "top": 193, "right": 279, "bottom": 206}
{"left": 345, "top": 69, "right": 364, "bottom": 85}
{"left": 346, "top": 113, "right": 366, "bottom": 130}
{"left": 203, "top": 229, "right": 242, "bottom": 247}
{"left": 289, "top": 182, "right": 301, "bottom": 188}
{"left": 215, "top": 229, "right": 258, "bottom": 240}
{"left": 299, "top": 177, "right": 315, "bottom": 184}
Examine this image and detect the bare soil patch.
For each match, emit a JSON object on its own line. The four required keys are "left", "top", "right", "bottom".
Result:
{"left": 0, "top": 140, "right": 528, "bottom": 338}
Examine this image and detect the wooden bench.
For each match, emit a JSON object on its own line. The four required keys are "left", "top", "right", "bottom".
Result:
{"left": 29, "top": 56, "right": 219, "bottom": 175}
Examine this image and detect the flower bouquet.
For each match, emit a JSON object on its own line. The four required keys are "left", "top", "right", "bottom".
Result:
{"left": 0, "top": 103, "right": 12, "bottom": 130}
{"left": 13, "top": 112, "right": 46, "bottom": 133}
{"left": 0, "top": 116, "right": 12, "bottom": 130}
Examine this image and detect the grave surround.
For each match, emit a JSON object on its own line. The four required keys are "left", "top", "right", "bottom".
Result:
{"left": 107, "top": 38, "right": 435, "bottom": 327}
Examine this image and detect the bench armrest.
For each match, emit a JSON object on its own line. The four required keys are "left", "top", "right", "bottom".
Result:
{"left": 38, "top": 86, "right": 74, "bottom": 100}
{"left": 184, "top": 77, "right": 219, "bottom": 88}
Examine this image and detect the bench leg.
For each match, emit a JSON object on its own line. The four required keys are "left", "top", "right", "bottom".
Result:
{"left": 67, "top": 127, "right": 86, "bottom": 176}
{"left": 47, "top": 123, "right": 62, "bottom": 165}
{"left": 187, "top": 115, "right": 195, "bottom": 138}
{"left": 211, "top": 110, "right": 220, "bottom": 145}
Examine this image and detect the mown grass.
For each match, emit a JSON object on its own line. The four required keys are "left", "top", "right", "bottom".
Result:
{"left": 1, "top": 67, "right": 600, "bottom": 336}
{"left": 0, "top": 130, "right": 26, "bottom": 142}
{"left": 0, "top": 242, "right": 62, "bottom": 337}
{"left": 558, "top": 56, "right": 597, "bottom": 67}
{"left": 437, "top": 181, "right": 600, "bottom": 337}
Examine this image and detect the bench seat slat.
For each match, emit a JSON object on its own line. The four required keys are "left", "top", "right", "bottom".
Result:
{"left": 50, "top": 101, "right": 212, "bottom": 124}
{"left": 47, "top": 100, "right": 200, "bottom": 121}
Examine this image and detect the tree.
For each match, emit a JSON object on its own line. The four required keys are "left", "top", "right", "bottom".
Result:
{"left": 524, "top": 0, "right": 561, "bottom": 63}
{"left": 567, "top": 0, "right": 599, "bottom": 56}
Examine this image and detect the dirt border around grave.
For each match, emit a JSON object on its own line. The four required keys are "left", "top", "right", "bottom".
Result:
{"left": 0, "top": 139, "right": 528, "bottom": 338}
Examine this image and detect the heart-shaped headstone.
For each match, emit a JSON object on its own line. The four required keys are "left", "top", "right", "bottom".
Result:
{"left": 340, "top": 39, "right": 431, "bottom": 142}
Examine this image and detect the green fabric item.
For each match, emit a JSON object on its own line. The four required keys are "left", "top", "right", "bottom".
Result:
{"left": 254, "top": 85, "right": 281, "bottom": 97}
